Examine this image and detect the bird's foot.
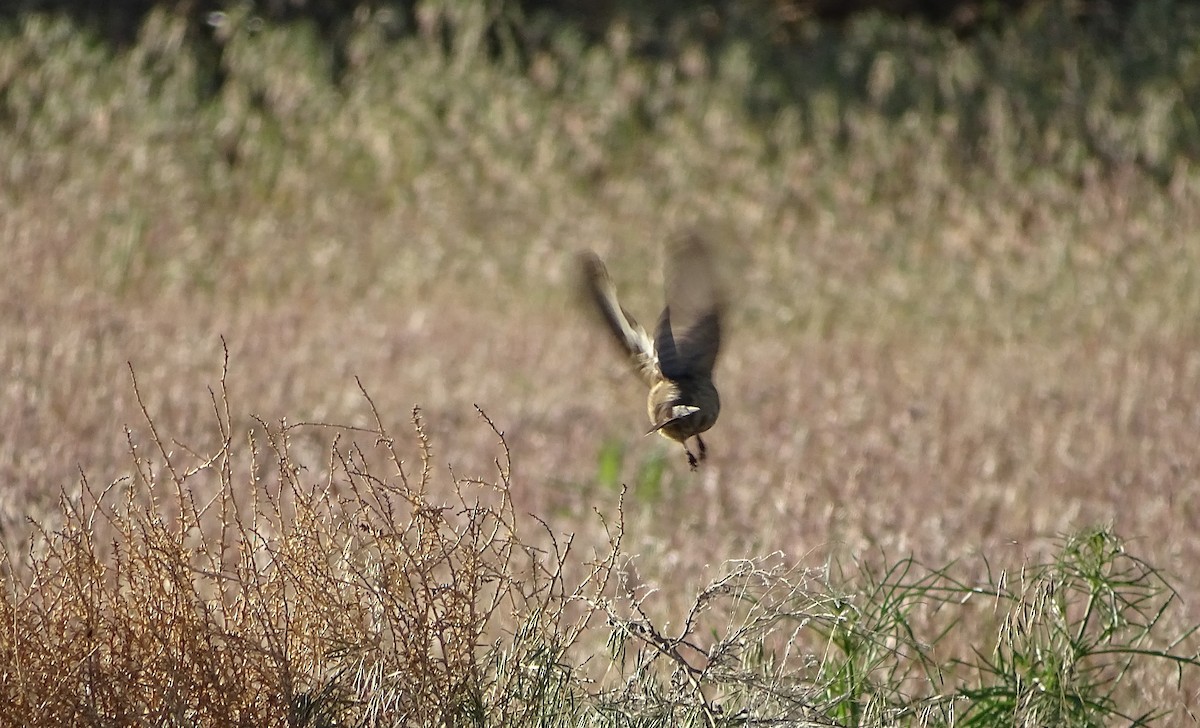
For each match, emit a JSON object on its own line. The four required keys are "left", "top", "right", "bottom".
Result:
{"left": 697, "top": 435, "right": 707, "bottom": 461}
{"left": 685, "top": 447, "right": 699, "bottom": 471}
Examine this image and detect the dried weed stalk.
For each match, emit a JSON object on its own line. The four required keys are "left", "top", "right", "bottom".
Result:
{"left": 0, "top": 344, "right": 619, "bottom": 726}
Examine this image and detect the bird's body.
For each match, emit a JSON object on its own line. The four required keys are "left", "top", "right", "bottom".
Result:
{"left": 580, "top": 235, "right": 723, "bottom": 469}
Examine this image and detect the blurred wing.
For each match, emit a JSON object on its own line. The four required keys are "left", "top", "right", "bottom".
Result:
{"left": 654, "top": 234, "right": 722, "bottom": 380}
{"left": 579, "top": 251, "right": 659, "bottom": 386}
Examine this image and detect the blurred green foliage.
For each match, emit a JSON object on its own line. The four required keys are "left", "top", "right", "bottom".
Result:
{"left": 0, "top": 0, "right": 1141, "bottom": 47}
{"left": 595, "top": 440, "right": 667, "bottom": 503}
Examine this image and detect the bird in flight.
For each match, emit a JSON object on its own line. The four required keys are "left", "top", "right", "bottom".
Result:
{"left": 580, "top": 234, "right": 723, "bottom": 470}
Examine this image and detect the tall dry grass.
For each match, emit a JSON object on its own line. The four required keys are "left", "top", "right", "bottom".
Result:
{"left": 1, "top": 348, "right": 614, "bottom": 724}
{"left": 3, "top": 1, "right": 1200, "bottom": 724}
{"left": 3, "top": 349, "right": 1197, "bottom": 725}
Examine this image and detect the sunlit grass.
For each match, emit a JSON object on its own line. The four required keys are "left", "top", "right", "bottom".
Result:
{"left": 1, "top": 357, "right": 1195, "bottom": 725}
{"left": 3, "top": 2, "right": 1200, "bottom": 724}
{"left": 2, "top": 4, "right": 1198, "bottom": 336}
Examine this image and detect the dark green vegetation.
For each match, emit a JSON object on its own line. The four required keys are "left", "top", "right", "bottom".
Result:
{"left": 2, "top": 1, "right": 1200, "bottom": 724}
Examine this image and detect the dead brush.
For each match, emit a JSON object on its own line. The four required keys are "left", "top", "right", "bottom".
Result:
{"left": 2, "top": 345, "right": 1199, "bottom": 727}
{"left": 0, "top": 344, "right": 618, "bottom": 726}
{"left": 589, "top": 553, "right": 839, "bottom": 727}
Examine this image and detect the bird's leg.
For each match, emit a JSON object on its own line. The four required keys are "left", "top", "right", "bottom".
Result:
{"left": 684, "top": 444, "right": 698, "bottom": 470}
{"left": 696, "top": 435, "right": 707, "bottom": 461}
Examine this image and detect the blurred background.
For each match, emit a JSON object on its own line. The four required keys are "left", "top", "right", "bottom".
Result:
{"left": 1, "top": 0, "right": 1199, "bottom": 713}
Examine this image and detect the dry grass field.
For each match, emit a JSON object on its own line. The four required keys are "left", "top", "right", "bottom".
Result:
{"left": 3, "top": 3, "right": 1200, "bottom": 725}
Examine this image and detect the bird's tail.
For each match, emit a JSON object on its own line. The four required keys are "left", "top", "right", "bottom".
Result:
{"left": 579, "top": 252, "right": 659, "bottom": 386}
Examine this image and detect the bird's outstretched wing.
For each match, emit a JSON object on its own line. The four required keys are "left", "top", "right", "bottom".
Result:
{"left": 654, "top": 234, "right": 722, "bottom": 381}
{"left": 580, "top": 251, "right": 659, "bottom": 386}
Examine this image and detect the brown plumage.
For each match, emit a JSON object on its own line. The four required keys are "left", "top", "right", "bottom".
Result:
{"left": 580, "top": 234, "right": 723, "bottom": 470}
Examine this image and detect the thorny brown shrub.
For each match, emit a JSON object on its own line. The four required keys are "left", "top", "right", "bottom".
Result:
{"left": 0, "top": 348, "right": 620, "bottom": 726}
